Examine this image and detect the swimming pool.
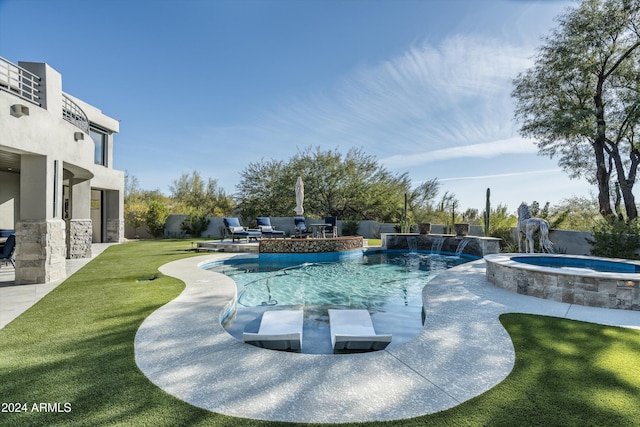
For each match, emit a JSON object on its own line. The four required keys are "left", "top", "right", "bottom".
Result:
{"left": 207, "top": 251, "right": 474, "bottom": 353}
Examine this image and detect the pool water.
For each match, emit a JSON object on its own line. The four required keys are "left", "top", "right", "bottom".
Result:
{"left": 511, "top": 255, "right": 640, "bottom": 273}
{"left": 208, "top": 251, "right": 471, "bottom": 353}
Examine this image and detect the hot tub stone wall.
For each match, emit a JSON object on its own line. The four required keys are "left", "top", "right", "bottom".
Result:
{"left": 259, "top": 236, "right": 363, "bottom": 253}
{"left": 485, "top": 255, "right": 640, "bottom": 311}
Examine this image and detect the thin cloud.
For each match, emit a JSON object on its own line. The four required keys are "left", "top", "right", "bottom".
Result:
{"left": 382, "top": 137, "right": 539, "bottom": 168}
{"left": 438, "top": 168, "right": 561, "bottom": 182}
{"left": 257, "top": 34, "right": 533, "bottom": 159}
{"left": 194, "top": 33, "right": 538, "bottom": 191}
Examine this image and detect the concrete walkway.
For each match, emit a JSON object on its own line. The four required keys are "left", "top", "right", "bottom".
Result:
{"left": 134, "top": 255, "right": 640, "bottom": 424}
{"left": 0, "top": 243, "right": 114, "bottom": 329}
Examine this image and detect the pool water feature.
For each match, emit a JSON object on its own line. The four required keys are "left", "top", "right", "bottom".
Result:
{"left": 208, "top": 251, "right": 472, "bottom": 353}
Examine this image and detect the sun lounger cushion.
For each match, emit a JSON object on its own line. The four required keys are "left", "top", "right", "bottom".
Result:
{"left": 0, "top": 229, "right": 15, "bottom": 238}
{"left": 329, "top": 309, "right": 392, "bottom": 353}
{"left": 243, "top": 310, "right": 303, "bottom": 352}
{"left": 256, "top": 217, "right": 286, "bottom": 238}
{"left": 223, "top": 217, "right": 262, "bottom": 241}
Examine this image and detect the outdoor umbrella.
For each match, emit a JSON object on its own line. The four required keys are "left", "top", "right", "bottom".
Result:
{"left": 294, "top": 176, "right": 304, "bottom": 215}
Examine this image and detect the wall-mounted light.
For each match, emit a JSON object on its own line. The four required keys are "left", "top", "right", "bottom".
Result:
{"left": 74, "top": 132, "right": 84, "bottom": 141}
{"left": 10, "top": 104, "right": 29, "bottom": 118}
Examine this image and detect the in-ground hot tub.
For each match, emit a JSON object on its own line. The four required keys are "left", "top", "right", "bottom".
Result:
{"left": 484, "top": 253, "right": 640, "bottom": 311}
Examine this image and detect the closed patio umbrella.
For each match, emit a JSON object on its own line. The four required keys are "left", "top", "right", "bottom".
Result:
{"left": 294, "top": 176, "right": 304, "bottom": 215}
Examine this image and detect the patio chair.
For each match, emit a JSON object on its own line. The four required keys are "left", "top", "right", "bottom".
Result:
{"left": 243, "top": 310, "right": 303, "bottom": 352}
{"left": 0, "top": 234, "right": 16, "bottom": 268}
{"left": 293, "top": 216, "right": 313, "bottom": 238}
{"left": 222, "top": 217, "right": 262, "bottom": 242}
{"left": 324, "top": 216, "right": 338, "bottom": 238}
{"left": 328, "top": 309, "right": 392, "bottom": 353}
{"left": 256, "top": 217, "right": 286, "bottom": 239}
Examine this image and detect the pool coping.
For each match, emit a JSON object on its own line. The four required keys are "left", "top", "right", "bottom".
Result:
{"left": 134, "top": 253, "right": 640, "bottom": 424}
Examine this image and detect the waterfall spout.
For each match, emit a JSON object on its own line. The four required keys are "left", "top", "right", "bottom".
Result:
{"left": 455, "top": 238, "right": 471, "bottom": 256}
{"left": 406, "top": 236, "right": 417, "bottom": 253}
{"left": 431, "top": 237, "right": 446, "bottom": 254}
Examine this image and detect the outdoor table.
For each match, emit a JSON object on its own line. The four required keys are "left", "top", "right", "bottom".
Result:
{"left": 309, "top": 224, "right": 330, "bottom": 238}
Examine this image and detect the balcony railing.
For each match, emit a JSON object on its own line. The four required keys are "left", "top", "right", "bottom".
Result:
{"left": 1, "top": 57, "right": 89, "bottom": 133}
{"left": 62, "top": 94, "right": 89, "bottom": 133}
{"left": 0, "top": 56, "right": 41, "bottom": 105}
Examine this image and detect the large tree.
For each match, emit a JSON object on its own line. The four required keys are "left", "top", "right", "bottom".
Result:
{"left": 235, "top": 147, "right": 411, "bottom": 222}
{"left": 512, "top": 0, "right": 640, "bottom": 222}
{"left": 170, "top": 171, "right": 234, "bottom": 216}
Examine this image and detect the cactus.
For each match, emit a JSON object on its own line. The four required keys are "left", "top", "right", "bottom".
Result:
{"left": 484, "top": 188, "right": 491, "bottom": 236}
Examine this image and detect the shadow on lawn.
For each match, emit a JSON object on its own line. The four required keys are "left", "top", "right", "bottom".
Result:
{"left": 0, "top": 278, "right": 245, "bottom": 426}
{"left": 460, "top": 314, "right": 640, "bottom": 426}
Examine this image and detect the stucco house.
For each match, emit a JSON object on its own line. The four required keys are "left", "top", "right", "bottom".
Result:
{"left": 0, "top": 57, "right": 124, "bottom": 284}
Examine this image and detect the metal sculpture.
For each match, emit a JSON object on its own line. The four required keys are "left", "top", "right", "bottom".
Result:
{"left": 517, "top": 202, "right": 554, "bottom": 253}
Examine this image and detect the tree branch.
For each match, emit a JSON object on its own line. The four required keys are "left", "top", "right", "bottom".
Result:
{"left": 604, "top": 40, "right": 640, "bottom": 80}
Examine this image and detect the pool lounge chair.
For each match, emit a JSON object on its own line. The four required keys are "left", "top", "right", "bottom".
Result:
{"left": 243, "top": 310, "right": 303, "bottom": 352}
{"left": 222, "top": 217, "right": 262, "bottom": 242}
{"left": 324, "top": 216, "right": 338, "bottom": 238}
{"left": 0, "top": 234, "right": 16, "bottom": 268}
{"left": 256, "top": 217, "right": 286, "bottom": 238}
{"left": 328, "top": 309, "right": 392, "bottom": 353}
{"left": 293, "top": 216, "right": 313, "bottom": 238}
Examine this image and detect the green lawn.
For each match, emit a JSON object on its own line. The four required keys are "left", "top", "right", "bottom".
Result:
{"left": 1, "top": 240, "right": 639, "bottom": 426}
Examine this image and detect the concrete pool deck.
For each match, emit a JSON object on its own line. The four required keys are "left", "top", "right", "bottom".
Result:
{"left": 134, "top": 253, "right": 640, "bottom": 424}
{"left": 0, "top": 243, "right": 113, "bottom": 329}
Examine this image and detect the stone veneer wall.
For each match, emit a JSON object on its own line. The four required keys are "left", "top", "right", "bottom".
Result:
{"left": 15, "top": 219, "right": 66, "bottom": 284}
{"left": 485, "top": 255, "right": 640, "bottom": 311}
{"left": 107, "top": 218, "right": 124, "bottom": 243}
{"left": 383, "top": 233, "right": 500, "bottom": 258}
{"left": 259, "top": 236, "right": 363, "bottom": 253}
{"left": 66, "top": 219, "right": 92, "bottom": 259}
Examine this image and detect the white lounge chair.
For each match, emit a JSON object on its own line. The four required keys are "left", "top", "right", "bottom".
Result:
{"left": 328, "top": 309, "right": 392, "bottom": 353}
{"left": 243, "top": 310, "right": 303, "bottom": 352}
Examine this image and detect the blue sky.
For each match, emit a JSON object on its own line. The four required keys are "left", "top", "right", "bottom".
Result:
{"left": 0, "top": 0, "right": 592, "bottom": 214}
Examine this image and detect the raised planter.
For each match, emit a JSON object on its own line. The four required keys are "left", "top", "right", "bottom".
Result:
{"left": 418, "top": 223, "right": 431, "bottom": 234}
{"left": 454, "top": 223, "right": 470, "bottom": 236}
{"left": 259, "top": 236, "right": 363, "bottom": 254}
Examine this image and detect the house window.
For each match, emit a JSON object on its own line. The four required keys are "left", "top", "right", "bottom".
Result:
{"left": 90, "top": 128, "right": 107, "bottom": 166}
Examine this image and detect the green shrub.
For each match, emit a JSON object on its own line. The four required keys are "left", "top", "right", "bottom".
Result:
{"left": 587, "top": 219, "right": 640, "bottom": 259}
{"left": 180, "top": 213, "right": 210, "bottom": 237}
{"left": 341, "top": 219, "right": 359, "bottom": 236}
{"left": 145, "top": 200, "right": 169, "bottom": 238}
{"left": 487, "top": 204, "right": 518, "bottom": 252}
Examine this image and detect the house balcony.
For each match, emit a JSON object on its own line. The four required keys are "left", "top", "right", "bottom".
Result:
{"left": 0, "top": 56, "right": 89, "bottom": 133}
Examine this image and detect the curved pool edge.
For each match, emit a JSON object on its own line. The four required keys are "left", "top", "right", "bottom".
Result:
{"left": 485, "top": 253, "right": 640, "bottom": 310}
{"left": 134, "top": 254, "right": 640, "bottom": 423}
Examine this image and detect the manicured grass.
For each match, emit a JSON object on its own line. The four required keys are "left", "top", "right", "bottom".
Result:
{"left": 1, "top": 240, "right": 639, "bottom": 426}
{"left": 367, "top": 238, "right": 382, "bottom": 246}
